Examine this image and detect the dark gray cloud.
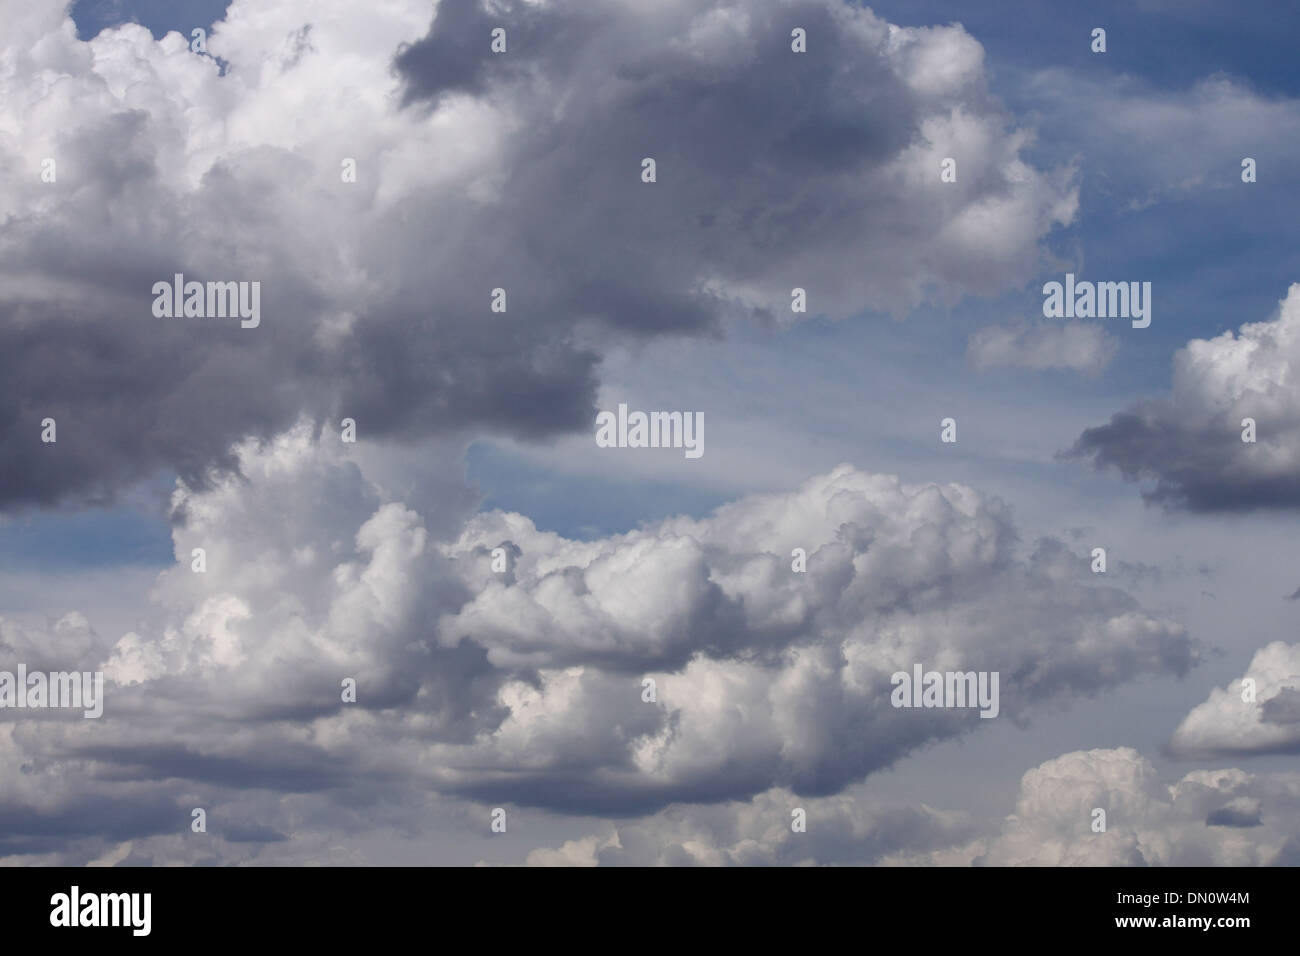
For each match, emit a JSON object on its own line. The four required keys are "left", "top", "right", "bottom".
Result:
{"left": 0, "top": 794, "right": 180, "bottom": 857}
{"left": 1068, "top": 283, "right": 1300, "bottom": 511}
{"left": 1205, "top": 806, "right": 1261, "bottom": 827}
{"left": 1066, "top": 407, "right": 1300, "bottom": 511}
{"left": 394, "top": 0, "right": 1073, "bottom": 324}
{"left": 0, "top": 0, "right": 1072, "bottom": 510}
{"left": 1261, "top": 687, "right": 1300, "bottom": 726}
{"left": 220, "top": 822, "right": 287, "bottom": 843}
{"left": 394, "top": 0, "right": 549, "bottom": 102}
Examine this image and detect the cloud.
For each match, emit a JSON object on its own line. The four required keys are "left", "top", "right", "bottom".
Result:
{"left": 1067, "top": 283, "right": 1300, "bottom": 510}
{"left": 1205, "top": 800, "right": 1261, "bottom": 828}
{"left": 432, "top": 465, "right": 1199, "bottom": 811}
{"left": 0, "top": 0, "right": 1074, "bottom": 510}
{"left": 967, "top": 318, "right": 1117, "bottom": 376}
{"left": 0, "top": 426, "right": 1199, "bottom": 857}
{"left": 522, "top": 786, "right": 978, "bottom": 866}
{"left": 521, "top": 747, "right": 1300, "bottom": 866}
{"left": 974, "top": 748, "right": 1300, "bottom": 866}
{"left": 1019, "top": 70, "right": 1300, "bottom": 204}
{"left": 1170, "top": 641, "right": 1300, "bottom": 756}
{"left": 394, "top": 0, "right": 1077, "bottom": 324}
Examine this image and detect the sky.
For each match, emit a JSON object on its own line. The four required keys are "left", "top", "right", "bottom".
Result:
{"left": 0, "top": 0, "right": 1296, "bottom": 865}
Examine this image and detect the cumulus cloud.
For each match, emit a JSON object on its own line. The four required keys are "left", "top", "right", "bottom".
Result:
{"left": 522, "top": 787, "right": 978, "bottom": 866}
{"left": 1170, "top": 641, "right": 1300, "bottom": 757}
{"left": 967, "top": 318, "right": 1117, "bottom": 376}
{"left": 521, "top": 747, "right": 1300, "bottom": 866}
{"left": 974, "top": 748, "right": 1300, "bottom": 866}
{"left": 0, "top": 427, "right": 1199, "bottom": 859}
{"left": 1068, "top": 283, "right": 1300, "bottom": 510}
{"left": 0, "top": 0, "right": 1074, "bottom": 509}
{"left": 434, "top": 467, "right": 1198, "bottom": 811}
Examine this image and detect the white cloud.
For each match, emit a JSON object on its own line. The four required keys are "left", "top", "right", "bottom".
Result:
{"left": 432, "top": 465, "right": 1199, "bottom": 807}
{"left": 521, "top": 747, "right": 1300, "bottom": 866}
{"left": 521, "top": 786, "right": 977, "bottom": 866}
{"left": 1171, "top": 641, "right": 1300, "bottom": 756}
{"left": 976, "top": 748, "right": 1300, "bottom": 866}
{"left": 0, "top": 427, "right": 1200, "bottom": 858}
